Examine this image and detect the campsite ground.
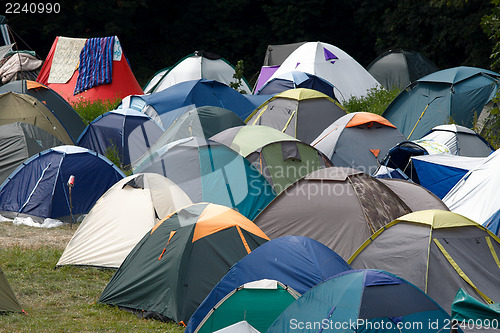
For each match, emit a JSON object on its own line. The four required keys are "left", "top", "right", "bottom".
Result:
{"left": 0, "top": 221, "right": 184, "bottom": 333}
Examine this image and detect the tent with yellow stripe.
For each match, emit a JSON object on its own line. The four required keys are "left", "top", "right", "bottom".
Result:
{"left": 99, "top": 203, "right": 269, "bottom": 325}
{"left": 349, "top": 210, "right": 500, "bottom": 313}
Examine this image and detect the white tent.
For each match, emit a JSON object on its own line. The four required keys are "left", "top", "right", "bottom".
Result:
{"left": 267, "top": 41, "right": 381, "bottom": 103}
{"left": 420, "top": 124, "right": 493, "bottom": 157}
{"left": 214, "top": 321, "right": 260, "bottom": 333}
{"left": 443, "top": 149, "right": 500, "bottom": 224}
{"left": 144, "top": 52, "right": 252, "bottom": 94}
{"left": 56, "top": 173, "right": 192, "bottom": 268}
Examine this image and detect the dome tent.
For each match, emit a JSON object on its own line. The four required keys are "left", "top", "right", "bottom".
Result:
{"left": 349, "top": 210, "right": 500, "bottom": 313}
{"left": 99, "top": 203, "right": 269, "bottom": 325}
{"left": 0, "top": 146, "right": 124, "bottom": 223}
{"left": 56, "top": 173, "right": 192, "bottom": 269}
{"left": 0, "top": 265, "right": 22, "bottom": 313}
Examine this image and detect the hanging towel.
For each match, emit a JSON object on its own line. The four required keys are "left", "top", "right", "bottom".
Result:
{"left": 74, "top": 36, "right": 114, "bottom": 95}
{"left": 47, "top": 36, "right": 87, "bottom": 84}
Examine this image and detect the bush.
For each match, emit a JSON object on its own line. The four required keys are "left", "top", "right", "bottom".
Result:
{"left": 72, "top": 97, "right": 121, "bottom": 124}
{"left": 342, "top": 86, "right": 402, "bottom": 115}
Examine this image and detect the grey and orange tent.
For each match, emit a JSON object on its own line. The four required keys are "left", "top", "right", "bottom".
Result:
{"left": 99, "top": 203, "right": 269, "bottom": 325}
{"left": 312, "top": 112, "right": 405, "bottom": 175}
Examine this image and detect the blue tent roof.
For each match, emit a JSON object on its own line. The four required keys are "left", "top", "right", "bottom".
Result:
{"left": 136, "top": 79, "right": 256, "bottom": 124}
{"left": 484, "top": 209, "right": 500, "bottom": 237}
{"left": 77, "top": 108, "right": 164, "bottom": 167}
{"left": 383, "top": 66, "right": 500, "bottom": 140}
{"left": 267, "top": 269, "right": 453, "bottom": 332}
{"left": 186, "top": 236, "right": 351, "bottom": 333}
{"left": 0, "top": 146, "right": 124, "bottom": 222}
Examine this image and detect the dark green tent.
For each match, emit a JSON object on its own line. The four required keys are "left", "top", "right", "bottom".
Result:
{"left": 0, "top": 265, "right": 22, "bottom": 313}
{"left": 99, "top": 203, "right": 269, "bottom": 325}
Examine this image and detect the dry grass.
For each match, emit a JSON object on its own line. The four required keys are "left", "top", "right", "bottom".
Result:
{"left": 0, "top": 221, "right": 74, "bottom": 249}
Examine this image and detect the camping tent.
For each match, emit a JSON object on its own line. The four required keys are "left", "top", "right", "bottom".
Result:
{"left": 0, "top": 91, "right": 75, "bottom": 144}
{"left": 191, "top": 279, "right": 299, "bottom": 333}
{"left": 262, "top": 42, "right": 307, "bottom": 67}
{"left": 56, "top": 173, "right": 192, "bottom": 268}
{"left": 382, "top": 66, "right": 500, "bottom": 140}
{"left": 246, "top": 88, "right": 346, "bottom": 144}
{"left": 133, "top": 137, "right": 276, "bottom": 221}
{"left": 443, "top": 149, "right": 500, "bottom": 225}
{"left": 144, "top": 51, "right": 252, "bottom": 94}
{"left": 140, "top": 106, "right": 244, "bottom": 151}
{"left": 266, "top": 41, "right": 381, "bottom": 103}
{"left": 0, "top": 265, "right": 22, "bottom": 313}
{"left": 99, "top": 203, "right": 269, "bottom": 325}
{"left": 0, "top": 122, "right": 63, "bottom": 185}
{"left": 253, "top": 167, "right": 412, "bottom": 260}
{"left": 0, "top": 79, "right": 86, "bottom": 142}
{"left": 122, "top": 79, "right": 256, "bottom": 126}
{"left": 37, "top": 36, "right": 143, "bottom": 103}
{"left": 312, "top": 112, "right": 405, "bottom": 175}
{"left": 367, "top": 49, "right": 439, "bottom": 90}
{"left": 484, "top": 210, "right": 500, "bottom": 237}
{"left": 256, "top": 71, "right": 337, "bottom": 100}
{"left": 411, "top": 154, "right": 484, "bottom": 199}
{"left": 186, "top": 235, "right": 352, "bottom": 333}
{"left": 77, "top": 108, "right": 164, "bottom": 168}
{"left": 212, "top": 321, "right": 260, "bottom": 333}
{"left": 267, "top": 269, "right": 453, "bottom": 333}
{"left": 420, "top": 124, "right": 494, "bottom": 157}
{"left": 0, "top": 145, "right": 124, "bottom": 223}
{"left": 452, "top": 288, "right": 500, "bottom": 325}
{"left": 349, "top": 210, "right": 500, "bottom": 312}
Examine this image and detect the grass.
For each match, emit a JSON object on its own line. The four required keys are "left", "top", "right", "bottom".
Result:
{"left": 71, "top": 97, "right": 122, "bottom": 125}
{"left": 0, "top": 222, "right": 184, "bottom": 333}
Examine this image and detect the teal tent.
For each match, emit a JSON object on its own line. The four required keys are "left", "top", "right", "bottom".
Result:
{"left": 382, "top": 66, "right": 500, "bottom": 140}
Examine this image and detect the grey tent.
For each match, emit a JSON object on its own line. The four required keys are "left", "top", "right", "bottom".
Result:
{"left": 0, "top": 265, "right": 22, "bottom": 313}
{"left": 263, "top": 42, "right": 307, "bottom": 66}
{"left": 0, "top": 122, "right": 63, "bottom": 184}
{"left": 349, "top": 210, "right": 500, "bottom": 313}
{"left": 367, "top": 49, "right": 438, "bottom": 90}
{"left": 253, "top": 167, "right": 413, "bottom": 260}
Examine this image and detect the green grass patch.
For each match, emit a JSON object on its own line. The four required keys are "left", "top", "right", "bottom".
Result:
{"left": 342, "top": 86, "right": 402, "bottom": 115}
{"left": 0, "top": 245, "right": 184, "bottom": 332}
{"left": 72, "top": 98, "right": 121, "bottom": 125}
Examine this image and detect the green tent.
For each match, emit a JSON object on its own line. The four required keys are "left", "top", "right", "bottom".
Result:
{"left": 452, "top": 288, "right": 500, "bottom": 325}
{"left": 0, "top": 265, "right": 22, "bottom": 313}
{"left": 194, "top": 279, "right": 299, "bottom": 333}
{"left": 99, "top": 203, "right": 269, "bottom": 325}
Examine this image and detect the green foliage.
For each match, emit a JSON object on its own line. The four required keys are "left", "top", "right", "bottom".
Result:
{"left": 481, "top": 0, "right": 500, "bottom": 71}
{"left": 476, "top": 93, "right": 500, "bottom": 149}
{"left": 229, "top": 59, "right": 248, "bottom": 93}
{"left": 342, "top": 86, "right": 402, "bottom": 115}
{"left": 72, "top": 97, "right": 121, "bottom": 124}
{"left": 104, "top": 143, "right": 133, "bottom": 176}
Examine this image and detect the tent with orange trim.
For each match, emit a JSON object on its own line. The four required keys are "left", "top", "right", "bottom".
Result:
{"left": 312, "top": 112, "right": 405, "bottom": 175}
{"left": 99, "top": 203, "right": 269, "bottom": 325}
{"left": 36, "top": 36, "right": 143, "bottom": 104}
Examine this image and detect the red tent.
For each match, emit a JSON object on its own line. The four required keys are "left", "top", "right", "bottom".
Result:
{"left": 37, "top": 36, "right": 143, "bottom": 104}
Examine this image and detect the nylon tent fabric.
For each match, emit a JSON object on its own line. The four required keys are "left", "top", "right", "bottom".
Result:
{"left": 452, "top": 288, "right": 500, "bottom": 324}
{"left": 256, "top": 71, "right": 337, "bottom": 100}
{"left": 98, "top": 203, "right": 269, "bottom": 325}
{"left": 77, "top": 107, "right": 164, "bottom": 168}
{"left": 0, "top": 265, "right": 22, "bottom": 313}
{"left": 382, "top": 66, "right": 500, "bottom": 140}
{"left": 136, "top": 106, "right": 244, "bottom": 155}
{"left": 349, "top": 210, "right": 500, "bottom": 313}
{"left": 125, "top": 79, "right": 255, "bottom": 127}
{"left": 0, "top": 145, "right": 125, "bottom": 223}
{"left": 484, "top": 210, "right": 500, "bottom": 237}
{"left": 253, "top": 167, "right": 412, "bottom": 260}
{"left": 0, "top": 91, "right": 74, "bottom": 144}
{"left": 312, "top": 112, "right": 405, "bottom": 175}
{"left": 262, "top": 42, "right": 307, "bottom": 66}
{"left": 246, "top": 88, "right": 346, "bottom": 144}
{"left": 411, "top": 154, "right": 484, "bottom": 199}
{"left": 253, "top": 65, "right": 279, "bottom": 94}
{"left": 186, "top": 235, "right": 352, "bottom": 333}
{"left": 367, "top": 49, "right": 439, "bottom": 90}
{"left": 144, "top": 52, "right": 252, "bottom": 94}
{"left": 267, "top": 269, "right": 453, "bottom": 333}
{"left": 443, "top": 149, "right": 500, "bottom": 224}
{"left": 0, "top": 122, "right": 63, "bottom": 185}
{"left": 56, "top": 173, "right": 192, "bottom": 269}
{"left": 266, "top": 41, "right": 381, "bottom": 103}
{"left": 0, "top": 80, "right": 86, "bottom": 142}
{"left": 420, "top": 124, "right": 494, "bottom": 157}
{"left": 213, "top": 321, "right": 259, "bottom": 333}
{"left": 210, "top": 125, "right": 299, "bottom": 158}
{"left": 132, "top": 137, "right": 276, "bottom": 221}
{"left": 36, "top": 36, "right": 143, "bottom": 103}
{"left": 192, "top": 279, "right": 299, "bottom": 333}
